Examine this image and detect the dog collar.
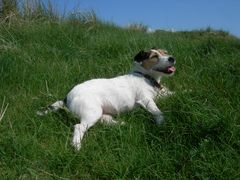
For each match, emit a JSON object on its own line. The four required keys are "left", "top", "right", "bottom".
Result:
{"left": 133, "top": 71, "right": 162, "bottom": 89}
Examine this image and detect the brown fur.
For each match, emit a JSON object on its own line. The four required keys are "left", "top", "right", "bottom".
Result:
{"left": 141, "top": 49, "right": 168, "bottom": 69}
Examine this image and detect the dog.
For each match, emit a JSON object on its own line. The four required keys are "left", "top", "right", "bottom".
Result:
{"left": 37, "top": 48, "right": 176, "bottom": 150}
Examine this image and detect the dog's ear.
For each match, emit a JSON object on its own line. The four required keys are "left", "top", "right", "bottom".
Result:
{"left": 134, "top": 50, "right": 151, "bottom": 63}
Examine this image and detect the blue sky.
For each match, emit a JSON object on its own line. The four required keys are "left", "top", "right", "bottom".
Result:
{"left": 48, "top": 0, "right": 240, "bottom": 37}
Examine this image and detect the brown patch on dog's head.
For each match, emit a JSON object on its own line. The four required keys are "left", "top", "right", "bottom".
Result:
{"left": 141, "top": 51, "right": 159, "bottom": 69}
{"left": 134, "top": 48, "right": 169, "bottom": 69}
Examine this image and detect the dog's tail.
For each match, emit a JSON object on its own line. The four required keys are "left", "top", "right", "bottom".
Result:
{"left": 37, "top": 98, "right": 67, "bottom": 116}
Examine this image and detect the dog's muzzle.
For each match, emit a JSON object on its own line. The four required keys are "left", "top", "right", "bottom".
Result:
{"left": 154, "top": 56, "right": 176, "bottom": 74}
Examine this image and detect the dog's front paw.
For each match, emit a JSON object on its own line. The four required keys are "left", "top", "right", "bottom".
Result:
{"left": 155, "top": 114, "right": 164, "bottom": 125}
{"left": 72, "top": 127, "right": 81, "bottom": 150}
{"left": 120, "top": 121, "right": 126, "bottom": 125}
{"left": 72, "top": 137, "right": 81, "bottom": 150}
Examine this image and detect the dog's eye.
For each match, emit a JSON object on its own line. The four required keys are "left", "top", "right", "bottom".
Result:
{"left": 151, "top": 55, "right": 160, "bottom": 63}
{"left": 151, "top": 55, "right": 159, "bottom": 59}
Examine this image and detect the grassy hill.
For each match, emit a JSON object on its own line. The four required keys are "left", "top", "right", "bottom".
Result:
{"left": 0, "top": 15, "right": 240, "bottom": 178}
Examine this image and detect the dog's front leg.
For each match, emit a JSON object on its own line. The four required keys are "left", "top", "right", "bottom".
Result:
{"left": 137, "top": 99, "right": 164, "bottom": 124}
{"left": 158, "top": 85, "right": 175, "bottom": 98}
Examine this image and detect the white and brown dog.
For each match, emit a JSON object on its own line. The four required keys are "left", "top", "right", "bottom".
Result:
{"left": 37, "top": 48, "right": 176, "bottom": 150}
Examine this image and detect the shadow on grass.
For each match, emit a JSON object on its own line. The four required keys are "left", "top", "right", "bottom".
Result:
{"left": 52, "top": 109, "right": 78, "bottom": 128}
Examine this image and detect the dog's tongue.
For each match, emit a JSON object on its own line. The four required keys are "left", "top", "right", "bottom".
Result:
{"left": 168, "top": 66, "right": 176, "bottom": 72}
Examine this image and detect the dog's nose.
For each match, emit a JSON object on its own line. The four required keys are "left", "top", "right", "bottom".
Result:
{"left": 168, "top": 57, "right": 175, "bottom": 63}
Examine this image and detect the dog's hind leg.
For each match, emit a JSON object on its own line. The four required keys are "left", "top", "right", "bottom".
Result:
{"left": 100, "top": 114, "right": 125, "bottom": 125}
{"left": 72, "top": 104, "right": 103, "bottom": 150}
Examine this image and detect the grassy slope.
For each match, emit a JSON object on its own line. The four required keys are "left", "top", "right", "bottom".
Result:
{"left": 0, "top": 21, "right": 240, "bottom": 179}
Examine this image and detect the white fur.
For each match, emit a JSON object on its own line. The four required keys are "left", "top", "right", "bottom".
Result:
{"left": 67, "top": 74, "right": 165, "bottom": 150}
{"left": 38, "top": 49, "right": 176, "bottom": 150}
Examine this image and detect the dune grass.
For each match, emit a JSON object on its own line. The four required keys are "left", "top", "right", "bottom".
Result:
{"left": 0, "top": 13, "right": 240, "bottom": 179}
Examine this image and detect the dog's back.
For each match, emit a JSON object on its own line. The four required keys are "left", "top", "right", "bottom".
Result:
{"left": 65, "top": 74, "right": 152, "bottom": 115}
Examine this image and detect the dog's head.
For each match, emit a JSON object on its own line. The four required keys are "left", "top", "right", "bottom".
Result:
{"left": 133, "top": 48, "right": 176, "bottom": 76}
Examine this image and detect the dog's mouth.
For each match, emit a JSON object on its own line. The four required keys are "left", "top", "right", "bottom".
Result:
{"left": 154, "top": 66, "right": 176, "bottom": 74}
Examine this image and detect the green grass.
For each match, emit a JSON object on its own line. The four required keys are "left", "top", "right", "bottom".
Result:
{"left": 0, "top": 19, "right": 240, "bottom": 179}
